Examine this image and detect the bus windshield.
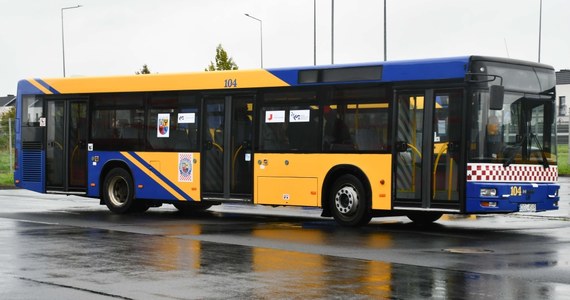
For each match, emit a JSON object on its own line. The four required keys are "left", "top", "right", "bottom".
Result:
{"left": 469, "top": 90, "right": 556, "bottom": 166}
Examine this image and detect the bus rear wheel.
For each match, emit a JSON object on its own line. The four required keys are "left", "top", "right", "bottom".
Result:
{"left": 330, "top": 174, "right": 371, "bottom": 227}
{"left": 103, "top": 168, "right": 141, "bottom": 214}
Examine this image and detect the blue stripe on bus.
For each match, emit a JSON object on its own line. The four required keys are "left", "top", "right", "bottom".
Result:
{"left": 268, "top": 56, "right": 470, "bottom": 86}
{"left": 35, "top": 79, "right": 61, "bottom": 94}
{"left": 127, "top": 151, "right": 194, "bottom": 201}
{"left": 17, "top": 79, "right": 46, "bottom": 95}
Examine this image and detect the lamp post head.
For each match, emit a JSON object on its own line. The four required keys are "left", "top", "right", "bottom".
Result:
{"left": 62, "top": 5, "right": 82, "bottom": 11}
{"left": 244, "top": 13, "right": 261, "bottom": 23}
{"left": 61, "top": 4, "right": 83, "bottom": 10}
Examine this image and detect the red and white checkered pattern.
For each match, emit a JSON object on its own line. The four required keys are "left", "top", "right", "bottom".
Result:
{"left": 467, "top": 163, "right": 558, "bottom": 183}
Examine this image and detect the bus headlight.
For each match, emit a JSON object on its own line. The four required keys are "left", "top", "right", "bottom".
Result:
{"left": 480, "top": 188, "right": 497, "bottom": 197}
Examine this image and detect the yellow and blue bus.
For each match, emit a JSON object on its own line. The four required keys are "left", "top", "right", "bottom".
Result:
{"left": 14, "top": 56, "right": 559, "bottom": 226}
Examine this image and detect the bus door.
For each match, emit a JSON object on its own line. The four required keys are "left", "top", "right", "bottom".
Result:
{"left": 201, "top": 95, "right": 254, "bottom": 201}
{"left": 394, "top": 90, "right": 462, "bottom": 211}
{"left": 45, "top": 99, "right": 88, "bottom": 193}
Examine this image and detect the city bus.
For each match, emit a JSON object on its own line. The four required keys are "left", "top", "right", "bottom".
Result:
{"left": 14, "top": 56, "right": 559, "bottom": 226}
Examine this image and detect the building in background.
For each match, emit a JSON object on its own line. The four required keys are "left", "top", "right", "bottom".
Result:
{"left": 556, "top": 70, "right": 570, "bottom": 121}
{"left": 0, "top": 95, "right": 16, "bottom": 115}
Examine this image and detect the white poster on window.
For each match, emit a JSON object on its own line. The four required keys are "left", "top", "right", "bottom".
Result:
{"left": 178, "top": 113, "right": 195, "bottom": 124}
{"left": 290, "top": 110, "right": 310, "bottom": 123}
{"left": 265, "top": 110, "right": 285, "bottom": 123}
{"left": 157, "top": 113, "right": 170, "bottom": 138}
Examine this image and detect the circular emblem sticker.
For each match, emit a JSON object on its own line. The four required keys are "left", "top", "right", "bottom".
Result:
{"left": 178, "top": 154, "right": 193, "bottom": 182}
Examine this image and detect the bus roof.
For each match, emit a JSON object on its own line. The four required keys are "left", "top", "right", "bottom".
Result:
{"left": 16, "top": 56, "right": 553, "bottom": 96}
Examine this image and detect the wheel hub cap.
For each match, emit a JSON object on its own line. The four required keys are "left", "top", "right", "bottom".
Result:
{"left": 335, "top": 185, "right": 359, "bottom": 215}
{"left": 108, "top": 177, "right": 128, "bottom": 207}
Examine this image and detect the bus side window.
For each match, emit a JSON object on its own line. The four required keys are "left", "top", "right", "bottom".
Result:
{"left": 328, "top": 87, "right": 390, "bottom": 152}
{"left": 287, "top": 107, "right": 319, "bottom": 151}
{"left": 144, "top": 92, "right": 198, "bottom": 152}
{"left": 323, "top": 107, "right": 352, "bottom": 151}
{"left": 261, "top": 123, "right": 288, "bottom": 150}
{"left": 354, "top": 114, "right": 380, "bottom": 150}
{"left": 260, "top": 90, "right": 319, "bottom": 152}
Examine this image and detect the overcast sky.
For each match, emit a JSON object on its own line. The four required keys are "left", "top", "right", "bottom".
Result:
{"left": 1, "top": 0, "right": 569, "bottom": 95}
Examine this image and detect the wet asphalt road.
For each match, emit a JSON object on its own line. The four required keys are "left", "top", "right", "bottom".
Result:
{"left": 1, "top": 179, "right": 570, "bottom": 299}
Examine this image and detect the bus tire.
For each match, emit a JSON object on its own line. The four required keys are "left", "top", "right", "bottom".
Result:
{"left": 330, "top": 174, "right": 371, "bottom": 227}
{"left": 407, "top": 212, "right": 442, "bottom": 224}
{"left": 103, "top": 168, "right": 137, "bottom": 214}
{"left": 173, "top": 202, "right": 213, "bottom": 213}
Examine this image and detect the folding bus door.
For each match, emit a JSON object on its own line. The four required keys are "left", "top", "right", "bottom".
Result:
{"left": 201, "top": 95, "right": 254, "bottom": 201}
{"left": 394, "top": 90, "right": 462, "bottom": 211}
{"left": 394, "top": 91, "right": 429, "bottom": 208}
{"left": 45, "top": 99, "right": 88, "bottom": 193}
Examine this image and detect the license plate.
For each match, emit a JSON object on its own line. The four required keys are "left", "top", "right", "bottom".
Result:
{"left": 519, "top": 203, "right": 537, "bottom": 212}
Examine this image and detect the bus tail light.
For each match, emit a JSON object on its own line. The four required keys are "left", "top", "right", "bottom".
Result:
{"left": 481, "top": 201, "right": 497, "bottom": 208}
{"left": 480, "top": 188, "right": 497, "bottom": 197}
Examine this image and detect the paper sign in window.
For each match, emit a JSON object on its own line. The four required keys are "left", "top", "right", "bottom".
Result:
{"left": 265, "top": 110, "right": 285, "bottom": 123}
{"left": 178, "top": 113, "right": 195, "bottom": 124}
{"left": 157, "top": 113, "right": 170, "bottom": 138}
{"left": 290, "top": 110, "right": 310, "bottom": 123}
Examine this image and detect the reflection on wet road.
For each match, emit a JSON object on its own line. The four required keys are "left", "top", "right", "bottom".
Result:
{"left": 1, "top": 191, "right": 570, "bottom": 299}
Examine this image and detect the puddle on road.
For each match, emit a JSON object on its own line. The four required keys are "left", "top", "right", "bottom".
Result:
{"left": 0, "top": 219, "right": 563, "bottom": 299}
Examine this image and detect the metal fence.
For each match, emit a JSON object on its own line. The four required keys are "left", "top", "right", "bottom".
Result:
{"left": 558, "top": 123, "right": 569, "bottom": 145}
{"left": 0, "top": 116, "right": 14, "bottom": 183}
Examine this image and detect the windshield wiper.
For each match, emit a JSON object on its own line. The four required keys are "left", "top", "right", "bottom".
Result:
{"left": 503, "top": 133, "right": 550, "bottom": 168}
{"left": 503, "top": 135, "right": 525, "bottom": 168}
{"left": 530, "top": 133, "right": 550, "bottom": 169}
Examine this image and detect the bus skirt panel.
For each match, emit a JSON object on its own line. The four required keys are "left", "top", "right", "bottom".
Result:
{"left": 87, "top": 151, "right": 200, "bottom": 202}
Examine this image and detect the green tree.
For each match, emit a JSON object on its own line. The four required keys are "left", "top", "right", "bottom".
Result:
{"left": 205, "top": 44, "right": 238, "bottom": 71}
{"left": 136, "top": 64, "right": 151, "bottom": 74}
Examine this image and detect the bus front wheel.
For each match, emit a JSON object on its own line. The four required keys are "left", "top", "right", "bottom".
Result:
{"left": 407, "top": 212, "right": 442, "bottom": 224}
{"left": 173, "top": 202, "right": 213, "bottom": 213}
{"left": 330, "top": 174, "right": 371, "bottom": 227}
{"left": 103, "top": 168, "right": 139, "bottom": 214}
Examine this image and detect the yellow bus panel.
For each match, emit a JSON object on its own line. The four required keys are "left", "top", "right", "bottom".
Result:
{"left": 37, "top": 69, "right": 289, "bottom": 94}
{"left": 254, "top": 153, "right": 392, "bottom": 210}
{"left": 257, "top": 177, "right": 318, "bottom": 206}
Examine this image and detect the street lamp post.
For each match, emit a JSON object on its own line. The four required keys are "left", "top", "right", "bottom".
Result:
{"left": 331, "top": 0, "right": 334, "bottom": 64}
{"left": 61, "top": 5, "right": 82, "bottom": 78}
{"left": 384, "top": 0, "right": 387, "bottom": 61}
{"left": 538, "top": 0, "right": 542, "bottom": 63}
{"left": 314, "top": 0, "right": 317, "bottom": 65}
{"left": 244, "top": 13, "right": 263, "bottom": 68}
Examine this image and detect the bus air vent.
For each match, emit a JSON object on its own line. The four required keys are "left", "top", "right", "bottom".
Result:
{"left": 22, "top": 149, "right": 42, "bottom": 182}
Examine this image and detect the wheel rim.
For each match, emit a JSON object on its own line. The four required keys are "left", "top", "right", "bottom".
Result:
{"left": 334, "top": 184, "right": 359, "bottom": 216}
{"left": 107, "top": 176, "right": 129, "bottom": 207}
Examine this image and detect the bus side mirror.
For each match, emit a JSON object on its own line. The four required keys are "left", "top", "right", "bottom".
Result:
{"left": 490, "top": 85, "right": 504, "bottom": 110}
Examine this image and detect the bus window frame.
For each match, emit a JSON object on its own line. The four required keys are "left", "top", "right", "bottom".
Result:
{"left": 323, "top": 85, "right": 392, "bottom": 153}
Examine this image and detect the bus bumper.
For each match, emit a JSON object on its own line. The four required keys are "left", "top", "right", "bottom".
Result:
{"left": 465, "top": 182, "right": 559, "bottom": 213}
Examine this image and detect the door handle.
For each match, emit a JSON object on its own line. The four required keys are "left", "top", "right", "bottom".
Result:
{"left": 395, "top": 141, "right": 408, "bottom": 152}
